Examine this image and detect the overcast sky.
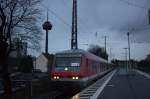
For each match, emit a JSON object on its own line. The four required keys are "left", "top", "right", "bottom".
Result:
{"left": 34, "top": 0, "right": 150, "bottom": 60}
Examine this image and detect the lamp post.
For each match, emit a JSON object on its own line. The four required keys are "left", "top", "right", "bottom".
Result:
{"left": 42, "top": 15, "right": 52, "bottom": 54}
{"left": 102, "top": 36, "right": 108, "bottom": 54}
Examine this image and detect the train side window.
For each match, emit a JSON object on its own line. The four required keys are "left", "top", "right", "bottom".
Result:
{"left": 86, "top": 59, "right": 88, "bottom": 67}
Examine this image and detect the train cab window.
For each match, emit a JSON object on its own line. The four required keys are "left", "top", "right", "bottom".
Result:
{"left": 55, "top": 57, "right": 81, "bottom": 67}
{"left": 54, "top": 57, "right": 81, "bottom": 72}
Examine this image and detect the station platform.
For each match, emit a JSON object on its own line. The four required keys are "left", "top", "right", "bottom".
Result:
{"left": 97, "top": 70, "right": 150, "bottom": 99}
{"left": 72, "top": 69, "right": 150, "bottom": 99}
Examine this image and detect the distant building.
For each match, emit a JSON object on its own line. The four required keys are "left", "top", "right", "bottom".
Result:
{"left": 9, "top": 38, "right": 27, "bottom": 58}
{"left": 34, "top": 53, "right": 54, "bottom": 73}
{"left": 8, "top": 37, "right": 28, "bottom": 72}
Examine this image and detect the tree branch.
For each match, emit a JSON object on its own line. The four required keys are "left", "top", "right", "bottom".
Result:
{"left": 0, "top": 4, "right": 6, "bottom": 41}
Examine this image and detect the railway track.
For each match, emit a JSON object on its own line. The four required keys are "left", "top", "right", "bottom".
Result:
{"left": 0, "top": 70, "right": 113, "bottom": 99}
{"left": 72, "top": 70, "right": 117, "bottom": 99}
{"left": 33, "top": 84, "right": 75, "bottom": 99}
{"left": 34, "top": 70, "right": 113, "bottom": 99}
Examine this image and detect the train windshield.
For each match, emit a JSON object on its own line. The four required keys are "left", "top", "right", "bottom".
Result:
{"left": 55, "top": 57, "right": 81, "bottom": 67}
{"left": 54, "top": 57, "right": 81, "bottom": 72}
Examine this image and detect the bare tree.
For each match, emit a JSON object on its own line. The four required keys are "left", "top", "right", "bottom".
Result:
{"left": 0, "top": 0, "right": 42, "bottom": 98}
{"left": 88, "top": 44, "right": 108, "bottom": 60}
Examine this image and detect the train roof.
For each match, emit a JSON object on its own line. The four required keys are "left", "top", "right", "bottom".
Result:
{"left": 56, "top": 49, "right": 86, "bottom": 54}
{"left": 56, "top": 49, "right": 109, "bottom": 63}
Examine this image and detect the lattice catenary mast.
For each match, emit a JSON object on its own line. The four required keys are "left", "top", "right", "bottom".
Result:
{"left": 71, "top": 0, "right": 78, "bottom": 49}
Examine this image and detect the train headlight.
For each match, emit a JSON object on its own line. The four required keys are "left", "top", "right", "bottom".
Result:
{"left": 75, "top": 77, "right": 79, "bottom": 80}
{"left": 53, "top": 76, "right": 57, "bottom": 79}
{"left": 57, "top": 76, "right": 60, "bottom": 79}
{"left": 72, "top": 77, "right": 75, "bottom": 80}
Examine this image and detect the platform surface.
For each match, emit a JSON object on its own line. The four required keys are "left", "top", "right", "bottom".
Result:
{"left": 98, "top": 71, "right": 150, "bottom": 99}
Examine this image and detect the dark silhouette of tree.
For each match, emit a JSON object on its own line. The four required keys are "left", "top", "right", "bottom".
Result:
{"left": 88, "top": 45, "right": 108, "bottom": 60}
{"left": 145, "top": 54, "right": 150, "bottom": 60}
{"left": 18, "top": 55, "right": 33, "bottom": 73}
{"left": 0, "top": 0, "right": 42, "bottom": 98}
{"left": 138, "top": 60, "right": 150, "bottom": 68}
{"left": 111, "top": 59, "right": 118, "bottom": 64}
{"left": 138, "top": 54, "right": 150, "bottom": 70}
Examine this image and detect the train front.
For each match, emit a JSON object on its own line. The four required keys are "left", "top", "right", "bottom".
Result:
{"left": 51, "top": 50, "right": 83, "bottom": 82}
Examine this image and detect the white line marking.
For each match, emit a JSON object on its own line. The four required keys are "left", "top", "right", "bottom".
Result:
{"left": 134, "top": 69, "right": 150, "bottom": 79}
{"left": 91, "top": 70, "right": 116, "bottom": 99}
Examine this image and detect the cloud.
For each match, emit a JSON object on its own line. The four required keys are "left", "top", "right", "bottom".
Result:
{"left": 40, "top": 0, "right": 150, "bottom": 59}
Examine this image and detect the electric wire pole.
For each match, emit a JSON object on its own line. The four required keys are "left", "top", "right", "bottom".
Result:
{"left": 109, "top": 48, "right": 112, "bottom": 62}
{"left": 102, "top": 36, "right": 108, "bottom": 60}
{"left": 127, "top": 32, "right": 131, "bottom": 69}
{"left": 71, "top": 0, "right": 78, "bottom": 49}
{"left": 103, "top": 36, "right": 108, "bottom": 53}
{"left": 123, "top": 48, "right": 128, "bottom": 71}
{"left": 105, "top": 36, "right": 106, "bottom": 53}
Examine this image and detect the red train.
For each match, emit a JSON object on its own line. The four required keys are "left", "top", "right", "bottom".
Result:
{"left": 51, "top": 49, "right": 114, "bottom": 83}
